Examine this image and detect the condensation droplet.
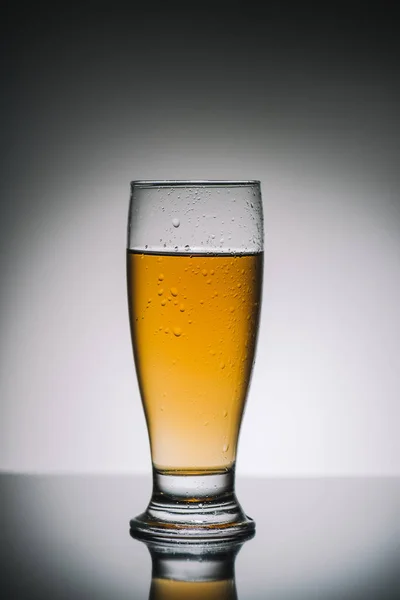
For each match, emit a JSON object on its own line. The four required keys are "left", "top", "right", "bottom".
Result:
{"left": 173, "top": 327, "right": 182, "bottom": 337}
{"left": 229, "top": 306, "right": 235, "bottom": 312}
{"left": 165, "top": 328, "right": 170, "bottom": 334}
{"left": 158, "top": 273, "right": 164, "bottom": 281}
{"left": 223, "top": 410, "right": 228, "bottom": 417}
{"left": 202, "top": 269, "right": 207, "bottom": 276}
{"left": 180, "top": 304, "right": 185, "bottom": 312}
{"left": 220, "top": 363, "right": 225, "bottom": 370}
{"left": 172, "top": 217, "right": 180, "bottom": 228}
{"left": 170, "top": 287, "right": 178, "bottom": 297}
{"left": 210, "top": 269, "right": 215, "bottom": 275}
{"left": 223, "top": 443, "right": 229, "bottom": 452}
{"left": 161, "top": 299, "right": 166, "bottom": 306}
{"left": 173, "top": 300, "right": 178, "bottom": 305}
{"left": 207, "top": 279, "right": 211, "bottom": 284}
{"left": 158, "top": 288, "right": 164, "bottom": 296}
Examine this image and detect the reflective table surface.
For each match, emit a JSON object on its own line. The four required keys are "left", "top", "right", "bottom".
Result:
{"left": 1, "top": 475, "right": 399, "bottom": 599}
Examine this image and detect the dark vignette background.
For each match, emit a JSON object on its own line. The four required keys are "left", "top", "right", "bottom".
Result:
{"left": 1, "top": 1, "right": 399, "bottom": 475}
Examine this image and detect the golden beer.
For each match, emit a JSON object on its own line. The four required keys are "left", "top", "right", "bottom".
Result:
{"left": 149, "top": 578, "right": 236, "bottom": 600}
{"left": 127, "top": 251, "right": 263, "bottom": 473}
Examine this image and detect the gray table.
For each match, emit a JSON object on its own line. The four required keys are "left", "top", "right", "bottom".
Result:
{"left": 1, "top": 476, "right": 399, "bottom": 599}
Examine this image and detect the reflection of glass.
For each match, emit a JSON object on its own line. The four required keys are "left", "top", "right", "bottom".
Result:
{"left": 127, "top": 181, "right": 263, "bottom": 541}
{"left": 134, "top": 536, "right": 250, "bottom": 600}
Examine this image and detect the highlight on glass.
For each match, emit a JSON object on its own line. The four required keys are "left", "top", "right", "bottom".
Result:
{"left": 127, "top": 180, "right": 263, "bottom": 540}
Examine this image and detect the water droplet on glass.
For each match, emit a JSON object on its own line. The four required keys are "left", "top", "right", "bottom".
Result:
{"left": 221, "top": 363, "right": 225, "bottom": 370}
{"left": 211, "top": 269, "right": 215, "bottom": 275}
{"left": 180, "top": 304, "right": 185, "bottom": 312}
{"left": 170, "top": 287, "right": 178, "bottom": 297}
{"left": 202, "top": 269, "right": 207, "bottom": 276}
{"left": 165, "top": 328, "right": 170, "bottom": 334}
{"left": 173, "top": 327, "right": 182, "bottom": 337}
{"left": 229, "top": 306, "right": 235, "bottom": 312}
{"left": 161, "top": 299, "right": 166, "bottom": 306}
{"left": 172, "top": 217, "right": 180, "bottom": 228}
{"left": 223, "top": 410, "right": 228, "bottom": 417}
{"left": 223, "top": 443, "right": 229, "bottom": 452}
{"left": 158, "top": 288, "right": 164, "bottom": 296}
{"left": 158, "top": 273, "right": 164, "bottom": 281}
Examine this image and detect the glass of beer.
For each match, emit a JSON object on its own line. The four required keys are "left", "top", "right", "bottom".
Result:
{"left": 127, "top": 180, "right": 263, "bottom": 541}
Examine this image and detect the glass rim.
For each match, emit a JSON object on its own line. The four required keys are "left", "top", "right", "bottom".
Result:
{"left": 130, "top": 179, "right": 260, "bottom": 189}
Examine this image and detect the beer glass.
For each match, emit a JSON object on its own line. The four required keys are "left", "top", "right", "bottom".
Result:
{"left": 127, "top": 180, "right": 263, "bottom": 540}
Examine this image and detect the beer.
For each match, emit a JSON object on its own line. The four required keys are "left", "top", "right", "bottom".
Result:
{"left": 127, "top": 251, "right": 263, "bottom": 473}
{"left": 150, "top": 578, "right": 236, "bottom": 600}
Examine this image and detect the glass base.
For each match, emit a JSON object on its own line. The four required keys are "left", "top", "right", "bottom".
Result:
{"left": 130, "top": 469, "right": 255, "bottom": 542}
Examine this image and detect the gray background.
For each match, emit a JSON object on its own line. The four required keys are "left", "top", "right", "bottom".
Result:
{"left": 1, "top": 2, "right": 399, "bottom": 476}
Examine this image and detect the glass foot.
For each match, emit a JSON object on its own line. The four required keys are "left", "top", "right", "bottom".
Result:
{"left": 130, "top": 469, "right": 255, "bottom": 542}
